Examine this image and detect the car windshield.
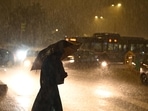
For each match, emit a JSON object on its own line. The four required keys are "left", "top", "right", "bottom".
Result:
{"left": 0, "top": 1, "right": 148, "bottom": 111}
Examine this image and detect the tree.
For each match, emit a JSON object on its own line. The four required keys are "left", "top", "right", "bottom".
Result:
{"left": 0, "top": 0, "right": 12, "bottom": 45}
{"left": 8, "top": 2, "right": 50, "bottom": 47}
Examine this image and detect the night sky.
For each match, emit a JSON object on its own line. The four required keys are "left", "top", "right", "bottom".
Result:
{"left": 2, "top": 0, "right": 148, "bottom": 39}
{"left": 39, "top": 0, "right": 148, "bottom": 38}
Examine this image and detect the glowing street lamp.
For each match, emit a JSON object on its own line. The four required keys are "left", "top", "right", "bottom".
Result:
{"left": 55, "top": 29, "right": 59, "bottom": 32}
{"left": 95, "top": 16, "right": 98, "bottom": 19}
{"left": 111, "top": 4, "right": 115, "bottom": 7}
{"left": 95, "top": 16, "right": 104, "bottom": 20}
{"left": 110, "top": 3, "right": 122, "bottom": 32}
{"left": 111, "top": 3, "right": 122, "bottom": 8}
{"left": 94, "top": 16, "right": 104, "bottom": 32}
{"left": 100, "top": 16, "right": 104, "bottom": 19}
{"left": 117, "top": 3, "right": 122, "bottom": 7}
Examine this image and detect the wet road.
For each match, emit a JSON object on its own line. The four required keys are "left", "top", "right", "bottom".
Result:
{"left": 0, "top": 63, "right": 148, "bottom": 111}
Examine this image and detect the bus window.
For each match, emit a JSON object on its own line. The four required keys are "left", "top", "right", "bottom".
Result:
{"left": 123, "top": 44, "right": 127, "bottom": 52}
{"left": 108, "top": 43, "right": 118, "bottom": 51}
{"left": 119, "top": 44, "right": 126, "bottom": 51}
{"left": 91, "top": 42, "right": 102, "bottom": 52}
{"left": 130, "top": 44, "right": 145, "bottom": 52}
{"left": 114, "top": 43, "right": 118, "bottom": 51}
{"left": 131, "top": 44, "right": 136, "bottom": 51}
{"left": 108, "top": 43, "right": 114, "bottom": 51}
{"left": 103, "top": 42, "right": 107, "bottom": 51}
{"left": 138, "top": 44, "right": 144, "bottom": 51}
{"left": 119, "top": 44, "right": 122, "bottom": 51}
{"left": 79, "top": 42, "right": 91, "bottom": 50}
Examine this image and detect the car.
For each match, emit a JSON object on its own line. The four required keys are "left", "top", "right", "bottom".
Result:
{"left": 140, "top": 54, "right": 148, "bottom": 84}
{"left": 65, "top": 50, "right": 98, "bottom": 64}
{"left": 23, "top": 49, "right": 39, "bottom": 68}
{"left": 0, "top": 48, "right": 14, "bottom": 67}
{"left": 14, "top": 47, "right": 39, "bottom": 68}
{"left": 64, "top": 50, "right": 109, "bottom": 68}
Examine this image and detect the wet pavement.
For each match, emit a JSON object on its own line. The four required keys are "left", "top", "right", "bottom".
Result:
{"left": 0, "top": 64, "right": 148, "bottom": 111}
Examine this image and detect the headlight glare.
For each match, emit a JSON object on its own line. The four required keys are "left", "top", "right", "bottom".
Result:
{"left": 24, "top": 60, "right": 31, "bottom": 67}
{"left": 16, "top": 50, "right": 27, "bottom": 61}
{"left": 101, "top": 61, "right": 108, "bottom": 67}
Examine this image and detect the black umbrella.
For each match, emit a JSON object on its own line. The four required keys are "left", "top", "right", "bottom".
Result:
{"left": 31, "top": 40, "right": 81, "bottom": 70}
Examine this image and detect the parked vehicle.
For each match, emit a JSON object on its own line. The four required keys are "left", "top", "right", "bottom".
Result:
{"left": 0, "top": 48, "right": 14, "bottom": 67}
{"left": 140, "top": 54, "right": 148, "bottom": 84}
{"left": 23, "top": 49, "right": 39, "bottom": 68}
{"left": 65, "top": 50, "right": 110, "bottom": 68}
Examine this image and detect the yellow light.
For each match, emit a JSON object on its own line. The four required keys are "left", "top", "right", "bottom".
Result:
{"left": 111, "top": 4, "right": 115, "bottom": 7}
{"left": 100, "top": 16, "right": 104, "bottom": 19}
{"left": 95, "top": 16, "right": 98, "bottom": 19}
{"left": 101, "top": 61, "right": 108, "bottom": 67}
{"left": 117, "top": 3, "right": 122, "bottom": 7}
{"left": 70, "top": 38, "right": 76, "bottom": 41}
{"left": 109, "top": 39, "right": 112, "bottom": 42}
{"left": 114, "top": 39, "right": 117, "bottom": 42}
{"left": 65, "top": 38, "right": 69, "bottom": 41}
{"left": 55, "top": 29, "right": 58, "bottom": 32}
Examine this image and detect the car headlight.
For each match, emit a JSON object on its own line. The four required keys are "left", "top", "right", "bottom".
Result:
{"left": 101, "top": 61, "right": 108, "bottom": 67}
{"left": 16, "top": 50, "right": 27, "bottom": 61}
{"left": 67, "top": 55, "right": 75, "bottom": 63}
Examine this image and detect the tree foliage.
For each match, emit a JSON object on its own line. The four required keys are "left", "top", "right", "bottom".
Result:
{"left": 5, "top": 2, "right": 50, "bottom": 47}
{"left": 0, "top": 0, "right": 12, "bottom": 44}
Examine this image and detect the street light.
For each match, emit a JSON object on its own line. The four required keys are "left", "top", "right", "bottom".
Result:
{"left": 95, "top": 16, "right": 98, "bottom": 19}
{"left": 111, "top": 4, "right": 115, "bottom": 7}
{"left": 110, "top": 3, "right": 122, "bottom": 32}
{"left": 95, "top": 16, "right": 104, "bottom": 20}
{"left": 94, "top": 16, "right": 104, "bottom": 32}
{"left": 111, "top": 3, "right": 122, "bottom": 8}
{"left": 55, "top": 29, "right": 59, "bottom": 32}
{"left": 100, "top": 16, "right": 104, "bottom": 19}
{"left": 117, "top": 3, "right": 122, "bottom": 7}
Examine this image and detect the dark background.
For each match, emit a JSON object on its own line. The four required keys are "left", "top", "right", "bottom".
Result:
{"left": 0, "top": 0, "right": 148, "bottom": 47}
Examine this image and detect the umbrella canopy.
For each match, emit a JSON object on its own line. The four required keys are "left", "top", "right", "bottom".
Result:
{"left": 31, "top": 40, "right": 81, "bottom": 70}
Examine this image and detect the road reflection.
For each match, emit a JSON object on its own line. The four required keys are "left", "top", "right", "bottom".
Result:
{"left": 0, "top": 64, "right": 148, "bottom": 111}
{"left": 95, "top": 86, "right": 113, "bottom": 98}
{"left": 0, "top": 66, "right": 40, "bottom": 110}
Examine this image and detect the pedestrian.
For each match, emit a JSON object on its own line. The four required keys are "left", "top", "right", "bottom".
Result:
{"left": 31, "top": 43, "right": 68, "bottom": 111}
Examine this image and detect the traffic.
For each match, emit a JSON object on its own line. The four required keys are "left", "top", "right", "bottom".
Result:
{"left": 0, "top": 32, "right": 148, "bottom": 81}
{"left": 1, "top": 32, "right": 148, "bottom": 69}
{"left": 65, "top": 33, "right": 148, "bottom": 68}
{"left": 0, "top": 32, "right": 148, "bottom": 110}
